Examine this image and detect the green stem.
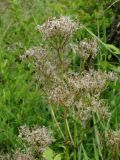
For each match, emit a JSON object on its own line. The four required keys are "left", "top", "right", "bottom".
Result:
{"left": 50, "top": 106, "right": 65, "bottom": 140}
{"left": 57, "top": 48, "right": 64, "bottom": 75}
{"left": 93, "top": 114, "right": 103, "bottom": 160}
{"left": 66, "top": 119, "right": 74, "bottom": 145}
{"left": 64, "top": 107, "right": 69, "bottom": 160}
{"left": 57, "top": 48, "right": 63, "bottom": 65}
{"left": 73, "top": 107, "right": 77, "bottom": 160}
{"left": 74, "top": 120, "right": 77, "bottom": 160}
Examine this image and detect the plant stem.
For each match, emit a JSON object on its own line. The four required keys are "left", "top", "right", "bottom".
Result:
{"left": 64, "top": 107, "right": 69, "bottom": 160}
{"left": 57, "top": 48, "right": 64, "bottom": 76}
{"left": 73, "top": 120, "right": 77, "bottom": 160}
{"left": 66, "top": 119, "right": 74, "bottom": 145}
{"left": 50, "top": 106, "right": 65, "bottom": 140}
{"left": 57, "top": 48, "right": 63, "bottom": 65}
{"left": 73, "top": 107, "right": 77, "bottom": 160}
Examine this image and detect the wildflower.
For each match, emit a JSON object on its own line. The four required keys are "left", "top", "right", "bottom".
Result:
{"left": 34, "top": 60, "right": 62, "bottom": 88}
{"left": 19, "top": 125, "right": 55, "bottom": 153}
{"left": 76, "top": 39, "right": 98, "bottom": 60}
{"left": 37, "top": 16, "right": 78, "bottom": 52}
{"left": 37, "top": 16, "right": 78, "bottom": 40}
{"left": 13, "top": 151, "right": 35, "bottom": 160}
{"left": 91, "top": 96, "right": 111, "bottom": 120}
{"left": 48, "top": 81, "right": 73, "bottom": 107}
{"left": 65, "top": 69, "right": 109, "bottom": 94}
{"left": 65, "top": 72, "right": 81, "bottom": 92}
{"left": 76, "top": 100, "right": 92, "bottom": 122}
{"left": 21, "top": 47, "right": 47, "bottom": 61}
{"left": 76, "top": 96, "right": 110, "bottom": 123}
{"left": 79, "top": 69, "right": 109, "bottom": 93}
{"left": 29, "top": 126, "right": 54, "bottom": 147}
{"left": 40, "top": 60, "right": 58, "bottom": 77}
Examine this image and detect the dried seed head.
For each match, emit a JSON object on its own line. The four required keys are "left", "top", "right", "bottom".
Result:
{"left": 37, "top": 16, "right": 78, "bottom": 40}
{"left": 76, "top": 39, "right": 98, "bottom": 60}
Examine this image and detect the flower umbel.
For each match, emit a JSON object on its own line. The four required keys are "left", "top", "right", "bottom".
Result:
{"left": 37, "top": 16, "right": 78, "bottom": 40}
{"left": 19, "top": 125, "right": 55, "bottom": 153}
{"left": 76, "top": 38, "right": 99, "bottom": 60}
{"left": 21, "top": 47, "right": 47, "bottom": 61}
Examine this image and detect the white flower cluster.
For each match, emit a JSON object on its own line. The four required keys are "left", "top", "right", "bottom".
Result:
{"left": 76, "top": 39, "right": 98, "bottom": 60}
{"left": 19, "top": 125, "right": 55, "bottom": 153}
{"left": 48, "top": 68, "right": 117, "bottom": 108}
{"left": 21, "top": 47, "right": 47, "bottom": 61}
{"left": 48, "top": 81, "right": 74, "bottom": 107}
{"left": 37, "top": 16, "right": 78, "bottom": 39}
{"left": 13, "top": 151, "right": 35, "bottom": 160}
{"left": 79, "top": 70, "right": 109, "bottom": 93}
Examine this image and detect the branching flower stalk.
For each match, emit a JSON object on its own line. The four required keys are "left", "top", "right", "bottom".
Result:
{"left": 22, "top": 16, "right": 118, "bottom": 159}
{"left": 38, "top": 16, "right": 78, "bottom": 159}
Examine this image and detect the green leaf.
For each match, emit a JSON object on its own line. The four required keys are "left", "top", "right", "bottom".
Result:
{"left": 99, "top": 61, "right": 120, "bottom": 73}
{"left": 93, "top": 141, "right": 99, "bottom": 160}
{"left": 105, "top": 44, "right": 120, "bottom": 55}
{"left": 111, "top": 66, "right": 120, "bottom": 73}
{"left": 93, "top": 115, "right": 103, "bottom": 160}
{"left": 54, "top": 153, "right": 63, "bottom": 160}
{"left": 42, "top": 147, "right": 54, "bottom": 160}
{"left": 81, "top": 144, "right": 89, "bottom": 160}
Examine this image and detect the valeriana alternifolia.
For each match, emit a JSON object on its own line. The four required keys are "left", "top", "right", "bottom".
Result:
{"left": 18, "top": 125, "right": 55, "bottom": 153}
{"left": 37, "top": 16, "right": 78, "bottom": 40}
{"left": 76, "top": 38, "right": 99, "bottom": 60}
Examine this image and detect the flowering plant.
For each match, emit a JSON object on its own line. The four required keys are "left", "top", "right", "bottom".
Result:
{"left": 20, "top": 16, "right": 118, "bottom": 160}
